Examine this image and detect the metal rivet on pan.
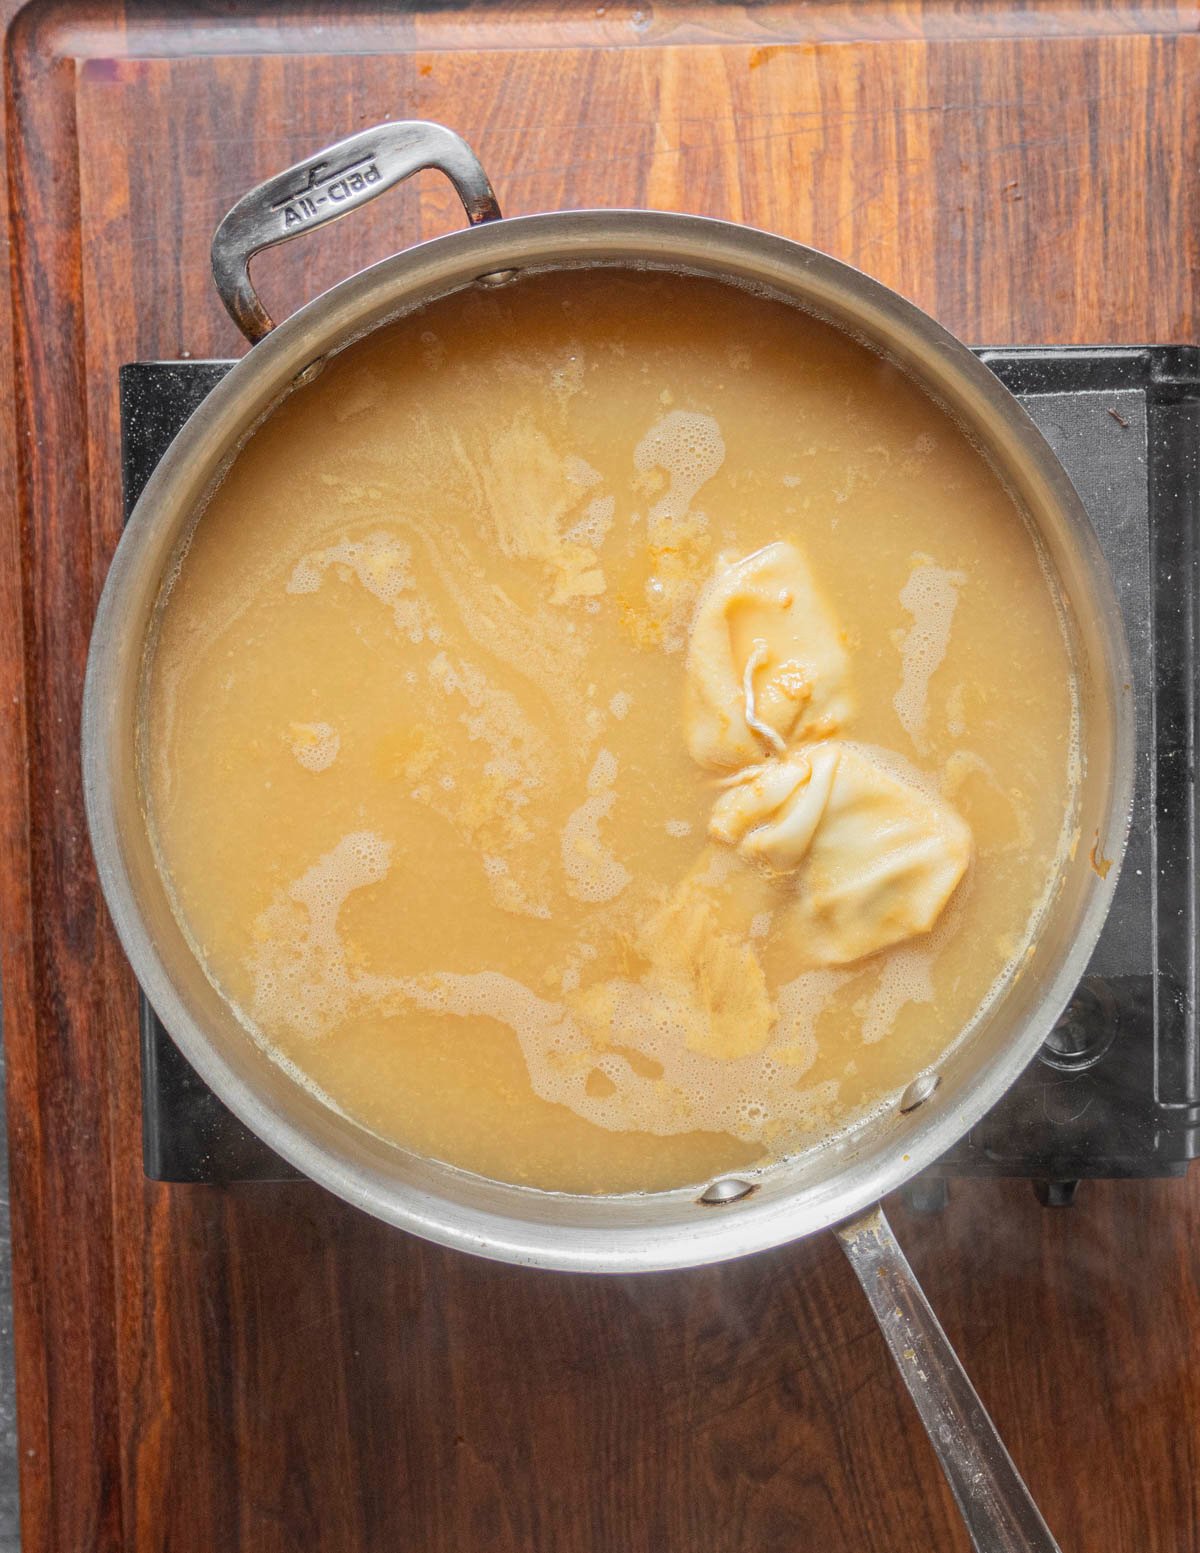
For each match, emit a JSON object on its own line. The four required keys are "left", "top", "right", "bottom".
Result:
{"left": 698, "top": 1177, "right": 756, "bottom": 1206}
{"left": 899, "top": 1073, "right": 941, "bottom": 1114}
{"left": 293, "top": 357, "right": 326, "bottom": 387}
{"left": 477, "top": 268, "right": 519, "bottom": 287}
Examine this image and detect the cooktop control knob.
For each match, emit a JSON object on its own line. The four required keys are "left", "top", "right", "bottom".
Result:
{"left": 1038, "top": 976, "right": 1119, "bottom": 1073}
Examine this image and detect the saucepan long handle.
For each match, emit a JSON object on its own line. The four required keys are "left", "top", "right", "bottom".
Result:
{"left": 211, "top": 120, "right": 502, "bottom": 344}
{"left": 835, "top": 1205, "right": 1060, "bottom": 1553}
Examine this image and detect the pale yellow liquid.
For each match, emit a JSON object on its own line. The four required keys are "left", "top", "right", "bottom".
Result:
{"left": 143, "top": 268, "right": 1076, "bottom": 1193}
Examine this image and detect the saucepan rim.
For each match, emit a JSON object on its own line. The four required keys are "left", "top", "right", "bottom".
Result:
{"left": 82, "top": 208, "right": 1134, "bottom": 1271}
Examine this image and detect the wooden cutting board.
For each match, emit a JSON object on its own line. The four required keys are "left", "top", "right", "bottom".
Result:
{"left": 2, "top": 4, "right": 1199, "bottom": 1550}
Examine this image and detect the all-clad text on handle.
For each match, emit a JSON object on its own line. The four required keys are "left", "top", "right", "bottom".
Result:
{"left": 211, "top": 120, "right": 502, "bottom": 344}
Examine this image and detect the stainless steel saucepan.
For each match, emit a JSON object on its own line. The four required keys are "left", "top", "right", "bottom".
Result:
{"left": 82, "top": 121, "right": 1133, "bottom": 1552}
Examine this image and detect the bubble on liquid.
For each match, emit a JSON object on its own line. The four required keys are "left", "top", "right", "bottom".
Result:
{"left": 945, "top": 683, "right": 967, "bottom": 739}
{"left": 287, "top": 557, "right": 322, "bottom": 594}
{"left": 287, "top": 721, "right": 340, "bottom": 773}
{"left": 248, "top": 831, "right": 393, "bottom": 1041}
{"left": 560, "top": 748, "right": 631, "bottom": 903}
{"left": 285, "top": 531, "right": 434, "bottom": 639}
{"left": 481, "top": 854, "right": 551, "bottom": 920}
{"left": 565, "top": 493, "right": 615, "bottom": 549}
{"left": 468, "top": 962, "right": 851, "bottom": 1144}
{"left": 665, "top": 818, "right": 692, "bottom": 838}
{"left": 360, "top": 947, "right": 851, "bottom": 1148}
{"left": 588, "top": 748, "right": 616, "bottom": 790}
{"left": 860, "top": 944, "right": 936, "bottom": 1045}
{"left": 892, "top": 557, "right": 966, "bottom": 751}
{"left": 609, "top": 691, "right": 631, "bottom": 720}
{"left": 773, "top": 968, "right": 853, "bottom": 1072}
{"left": 550, "top": 354, "right": 585, "bottom": 401}
{"left": 633, "top": 409, "right": 725, "bottom": 527}
{"left": 564, "top": 455, "right": 602, "bottom": 489}
{"left": 238, "top": 723, "right": 976, "bottom": 1152}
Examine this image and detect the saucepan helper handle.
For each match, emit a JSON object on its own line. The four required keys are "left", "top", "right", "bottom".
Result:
{"left": 211, "top": 120, "right": 502, "bottom": 344}
{"left": 835, "top": 1205, "right": 1061, "bottom": 1553}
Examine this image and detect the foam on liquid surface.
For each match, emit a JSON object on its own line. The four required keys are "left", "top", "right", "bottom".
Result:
{"left": 142, "top": 269, "right": 1077, "bottom": 1194}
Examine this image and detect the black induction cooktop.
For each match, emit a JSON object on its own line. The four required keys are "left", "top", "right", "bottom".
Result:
{"left": 119, "top": 346, "right": 1200, "bottom": 1200}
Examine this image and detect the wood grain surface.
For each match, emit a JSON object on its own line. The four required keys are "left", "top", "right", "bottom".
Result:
{"left": 2, "top": 3, "right": 1200, "bottom": 1550}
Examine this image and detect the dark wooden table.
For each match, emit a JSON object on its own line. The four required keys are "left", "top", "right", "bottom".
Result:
{"left": 2, "top": 4, "right": 1199, "bottom": 1549}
